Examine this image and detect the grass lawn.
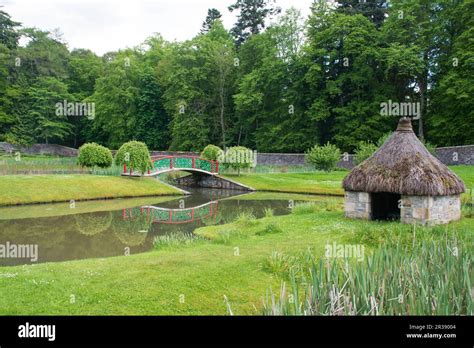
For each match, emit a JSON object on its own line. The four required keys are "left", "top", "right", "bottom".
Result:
{"left": 223, "top": 171, "right": 348, "bottom": 195}
{"left": 0, "top": 202, "right": 471, "bottom": 315}
{"left": 224, "top": 165, "right": 474, "bottom": 197}
{"left": 0, "top": 175, "right": 182, "bottom": 206}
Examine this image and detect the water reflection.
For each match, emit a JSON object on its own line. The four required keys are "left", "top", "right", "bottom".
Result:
{"left": 0, "top": 187, "right": 315, "bottom": 266}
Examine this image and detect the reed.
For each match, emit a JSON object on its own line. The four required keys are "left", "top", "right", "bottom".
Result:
{"left": 262, "top": 233, "right": 472, "bottom": 315}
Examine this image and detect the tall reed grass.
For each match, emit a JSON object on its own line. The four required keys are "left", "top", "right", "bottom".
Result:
{"left": 262, "top": 233, "right": 472, "bottom": 315}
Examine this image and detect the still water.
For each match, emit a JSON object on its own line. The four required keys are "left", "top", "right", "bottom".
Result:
{"left": 0, "top": 187, "right": 318, "bottom": 266}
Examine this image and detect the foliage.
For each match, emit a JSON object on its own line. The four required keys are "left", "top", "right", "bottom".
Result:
{"left": 115, "top": 141, "right": 152, "bottom": 174}
{"left": 221, "top": 146, "right": 254, "bottom": 176}
{"left": 228, "top": 0, "right": 281, "bottom": 46}
{"left": 0, "top": 2, "right": 472, "bottom": 152}
{"left": 201, "top": 144, "right": 223, "bottom": 161}
{"left": 77, "top": 142, "right": 113, "bottom": 168}
{"left": 354, "top": 141, "right": 378, "bottom": 164}
{"left": 305, "top": 143, "right": 341, "bottom": 172}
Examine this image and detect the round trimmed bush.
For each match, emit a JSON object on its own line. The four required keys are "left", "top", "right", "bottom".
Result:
{"left": 115, "top": 141, "right": 152, "bottom": 174}
{"left": 78, "top": 142, "right": 113, "bottom": 168}
{"left": 222, "top": 146, "right": 254, "bottom": 176}
{"left": 305, "top": 142, "right": 341, "bottom": 172}
{"left": 201, "top": 144, "right": 223, "bottom": 161}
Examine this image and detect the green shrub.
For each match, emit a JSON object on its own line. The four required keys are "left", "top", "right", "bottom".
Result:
{"left": 115, "top": 141, "right": 152, "bottom": 174}
{"left": 78, "top": 142, "right": 113, "bottom": 168}
{"left": 305, "top": 143, "right": 341, "bottom": 172}
{"left": 354, "top": 141, "right": 378, "bottom": 165}
{"left": 222, "top": 146, "right": 255, "bottom": 176}
{"left": 201, "top": 144, "right": 223, "bottom": 161}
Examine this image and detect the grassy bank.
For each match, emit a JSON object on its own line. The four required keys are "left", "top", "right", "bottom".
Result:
{"left": 0, "top": 201, "right": 471, "bottom": 315}
{"left": 223, "top": 172, "right": 347, "bottom": 195}
{"left": 0, "top": 175, "right": 182, "bottom": 206}
{"left": 223, "top": 165, "right": 474, "bottom": 196}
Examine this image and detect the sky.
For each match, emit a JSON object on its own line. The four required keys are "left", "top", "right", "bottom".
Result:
{"left": 2, "top": 0, "right": 315, "bottom": 55}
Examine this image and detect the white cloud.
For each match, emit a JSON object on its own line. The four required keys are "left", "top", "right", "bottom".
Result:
{"left": 2, "top": 0, "right": 314, "bottom": 55}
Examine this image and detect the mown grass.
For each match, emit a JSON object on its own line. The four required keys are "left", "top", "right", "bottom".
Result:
{"left": 222, "top": 172, "right": 347, "bottom": 195}
{"left": 0, "top": 175, "right": 182, "bottom": 206}
{"left": 0, "top": 200, "right": 471, "bottom": 315}
{"left": 224, "top": 166, "right": 474, "bottom": 199}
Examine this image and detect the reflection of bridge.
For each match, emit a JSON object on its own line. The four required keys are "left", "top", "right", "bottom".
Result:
{"left": 122, "top": 201, "right": 219, "bottom": 224}
{"left": 122, "top": 156, "right": 219, "bottom": 177}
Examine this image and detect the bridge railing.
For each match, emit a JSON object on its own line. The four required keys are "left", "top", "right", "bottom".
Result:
{"left": 150, "top": 155, "right": 219, "bottom": 174}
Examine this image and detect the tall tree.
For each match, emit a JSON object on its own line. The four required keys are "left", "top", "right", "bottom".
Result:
{"left": 336, "top": 0, "right": 389, "bottom": 28}
{"left": 0, "top": 8, "right": 20, "bottom": 50}
{"left": 228, "top": 0, "right": 281, "bottom": 46}
{"left": 201, "top": 8, "right": 222, "bottom": 34}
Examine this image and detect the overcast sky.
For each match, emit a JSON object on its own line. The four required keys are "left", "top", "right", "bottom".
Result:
{"left": 2, "top": 0, "right": 315, "bottom": 55}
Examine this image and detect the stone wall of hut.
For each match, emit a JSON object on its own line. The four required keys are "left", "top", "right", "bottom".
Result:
{"left": 344, "top": 191, "right": 461, "bottom": 225}
{"left": 344, "top": 191, "right": 371, "bottom": 219}
{"left": 400, "top": 195, "right": 461, "bottom": 225}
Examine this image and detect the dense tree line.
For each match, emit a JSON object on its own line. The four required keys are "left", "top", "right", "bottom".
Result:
{"left": 0, "top": 0, "right": 473, "bottom": 152}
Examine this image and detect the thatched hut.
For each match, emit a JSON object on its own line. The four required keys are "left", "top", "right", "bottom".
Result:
{"left": 343, "top": 117, "right": 465, "bottom": 225}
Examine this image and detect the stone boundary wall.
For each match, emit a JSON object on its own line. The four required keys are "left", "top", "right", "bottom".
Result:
{"left": 1, "top": 142, "right": 472, "bottom": 168}
{"left": 0, "top": 142, "right": 78, "bottom": 157}
{"left": 434, "top": 145, "right": 474, "bottom": 166}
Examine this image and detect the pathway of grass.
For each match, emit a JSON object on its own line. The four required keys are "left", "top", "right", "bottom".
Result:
{"left": 0, "top": 175, "right": 182, "bottom": 206}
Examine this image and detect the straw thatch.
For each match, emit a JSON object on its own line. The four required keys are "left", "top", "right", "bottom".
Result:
{"left": 343, "top": 117, "right": 465, "bottom": 196}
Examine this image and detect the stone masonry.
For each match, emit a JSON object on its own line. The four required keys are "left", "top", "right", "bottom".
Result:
{"left": 344, "top": 191, "right": 371, "bottom": 219}
{"left": 400, "top": 195, "right": 461, "bottom": 226}
{"left": 344, "top": 191, "right": 461, "bottom": 225}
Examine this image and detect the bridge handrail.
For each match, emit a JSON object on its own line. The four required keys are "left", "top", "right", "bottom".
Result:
{"left": 150, "top": 155, "right": 219, "bottom": 174}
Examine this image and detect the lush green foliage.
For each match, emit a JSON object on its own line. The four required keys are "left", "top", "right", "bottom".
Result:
{"left": 115, "top": 141, "right": 152, "bottom": 174}
{"left": 200, "top": 144, "right": 223, "bottom": 161}
{"left": 221, "top": 146, "right": 254, "bottom": 175}
{"left": 0, "top": 2, "right": 472, "bottom": 151}
{"left": 78, "top": 143, "right": 113, "bottom": 168}
{"left": 354, "top": 141, "right": 378, "bottom": 164}
{"left": 305, "top": 143, "right": 341, "bottom": 172}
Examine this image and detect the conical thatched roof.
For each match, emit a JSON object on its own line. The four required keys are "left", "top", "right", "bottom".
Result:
{"left": 343, "top": 117, "right": 465, "bottom": 196}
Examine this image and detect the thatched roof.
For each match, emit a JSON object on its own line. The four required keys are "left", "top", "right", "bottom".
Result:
{"left": 343, "top": 117, "right": 465, "bottom": 196}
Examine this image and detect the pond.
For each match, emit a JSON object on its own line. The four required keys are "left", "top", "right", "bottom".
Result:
{"left": 0, "top": 187, "right": 332, "bottom": 266}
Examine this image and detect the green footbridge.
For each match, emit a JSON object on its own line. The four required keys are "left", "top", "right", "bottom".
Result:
{"left": 121, "top": 155, "right": 255, "bottom": 191}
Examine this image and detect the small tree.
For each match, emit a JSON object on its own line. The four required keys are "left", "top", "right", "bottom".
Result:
{"left": 222, "top": 146, "right": 254, "bottom": 176}
{"left": 78, "top": 143, "right": 113, "bottom": 168}
{"left": 115, "top": 141, "right": 152, "bottom": 175}
{"left": 201, "top": 144, "right": 223, "bottom": 161}
{"left": 305, "top": 143, "right": 341, "bottom": 172}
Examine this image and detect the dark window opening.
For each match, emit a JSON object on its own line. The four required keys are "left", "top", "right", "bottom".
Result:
{"left": 371, "top": 192, "right": 401, "bottom": 221}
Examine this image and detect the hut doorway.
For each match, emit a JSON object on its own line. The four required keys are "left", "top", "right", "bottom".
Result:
{"left": 371, "top": 192, "right": 400, "bottom": 221}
